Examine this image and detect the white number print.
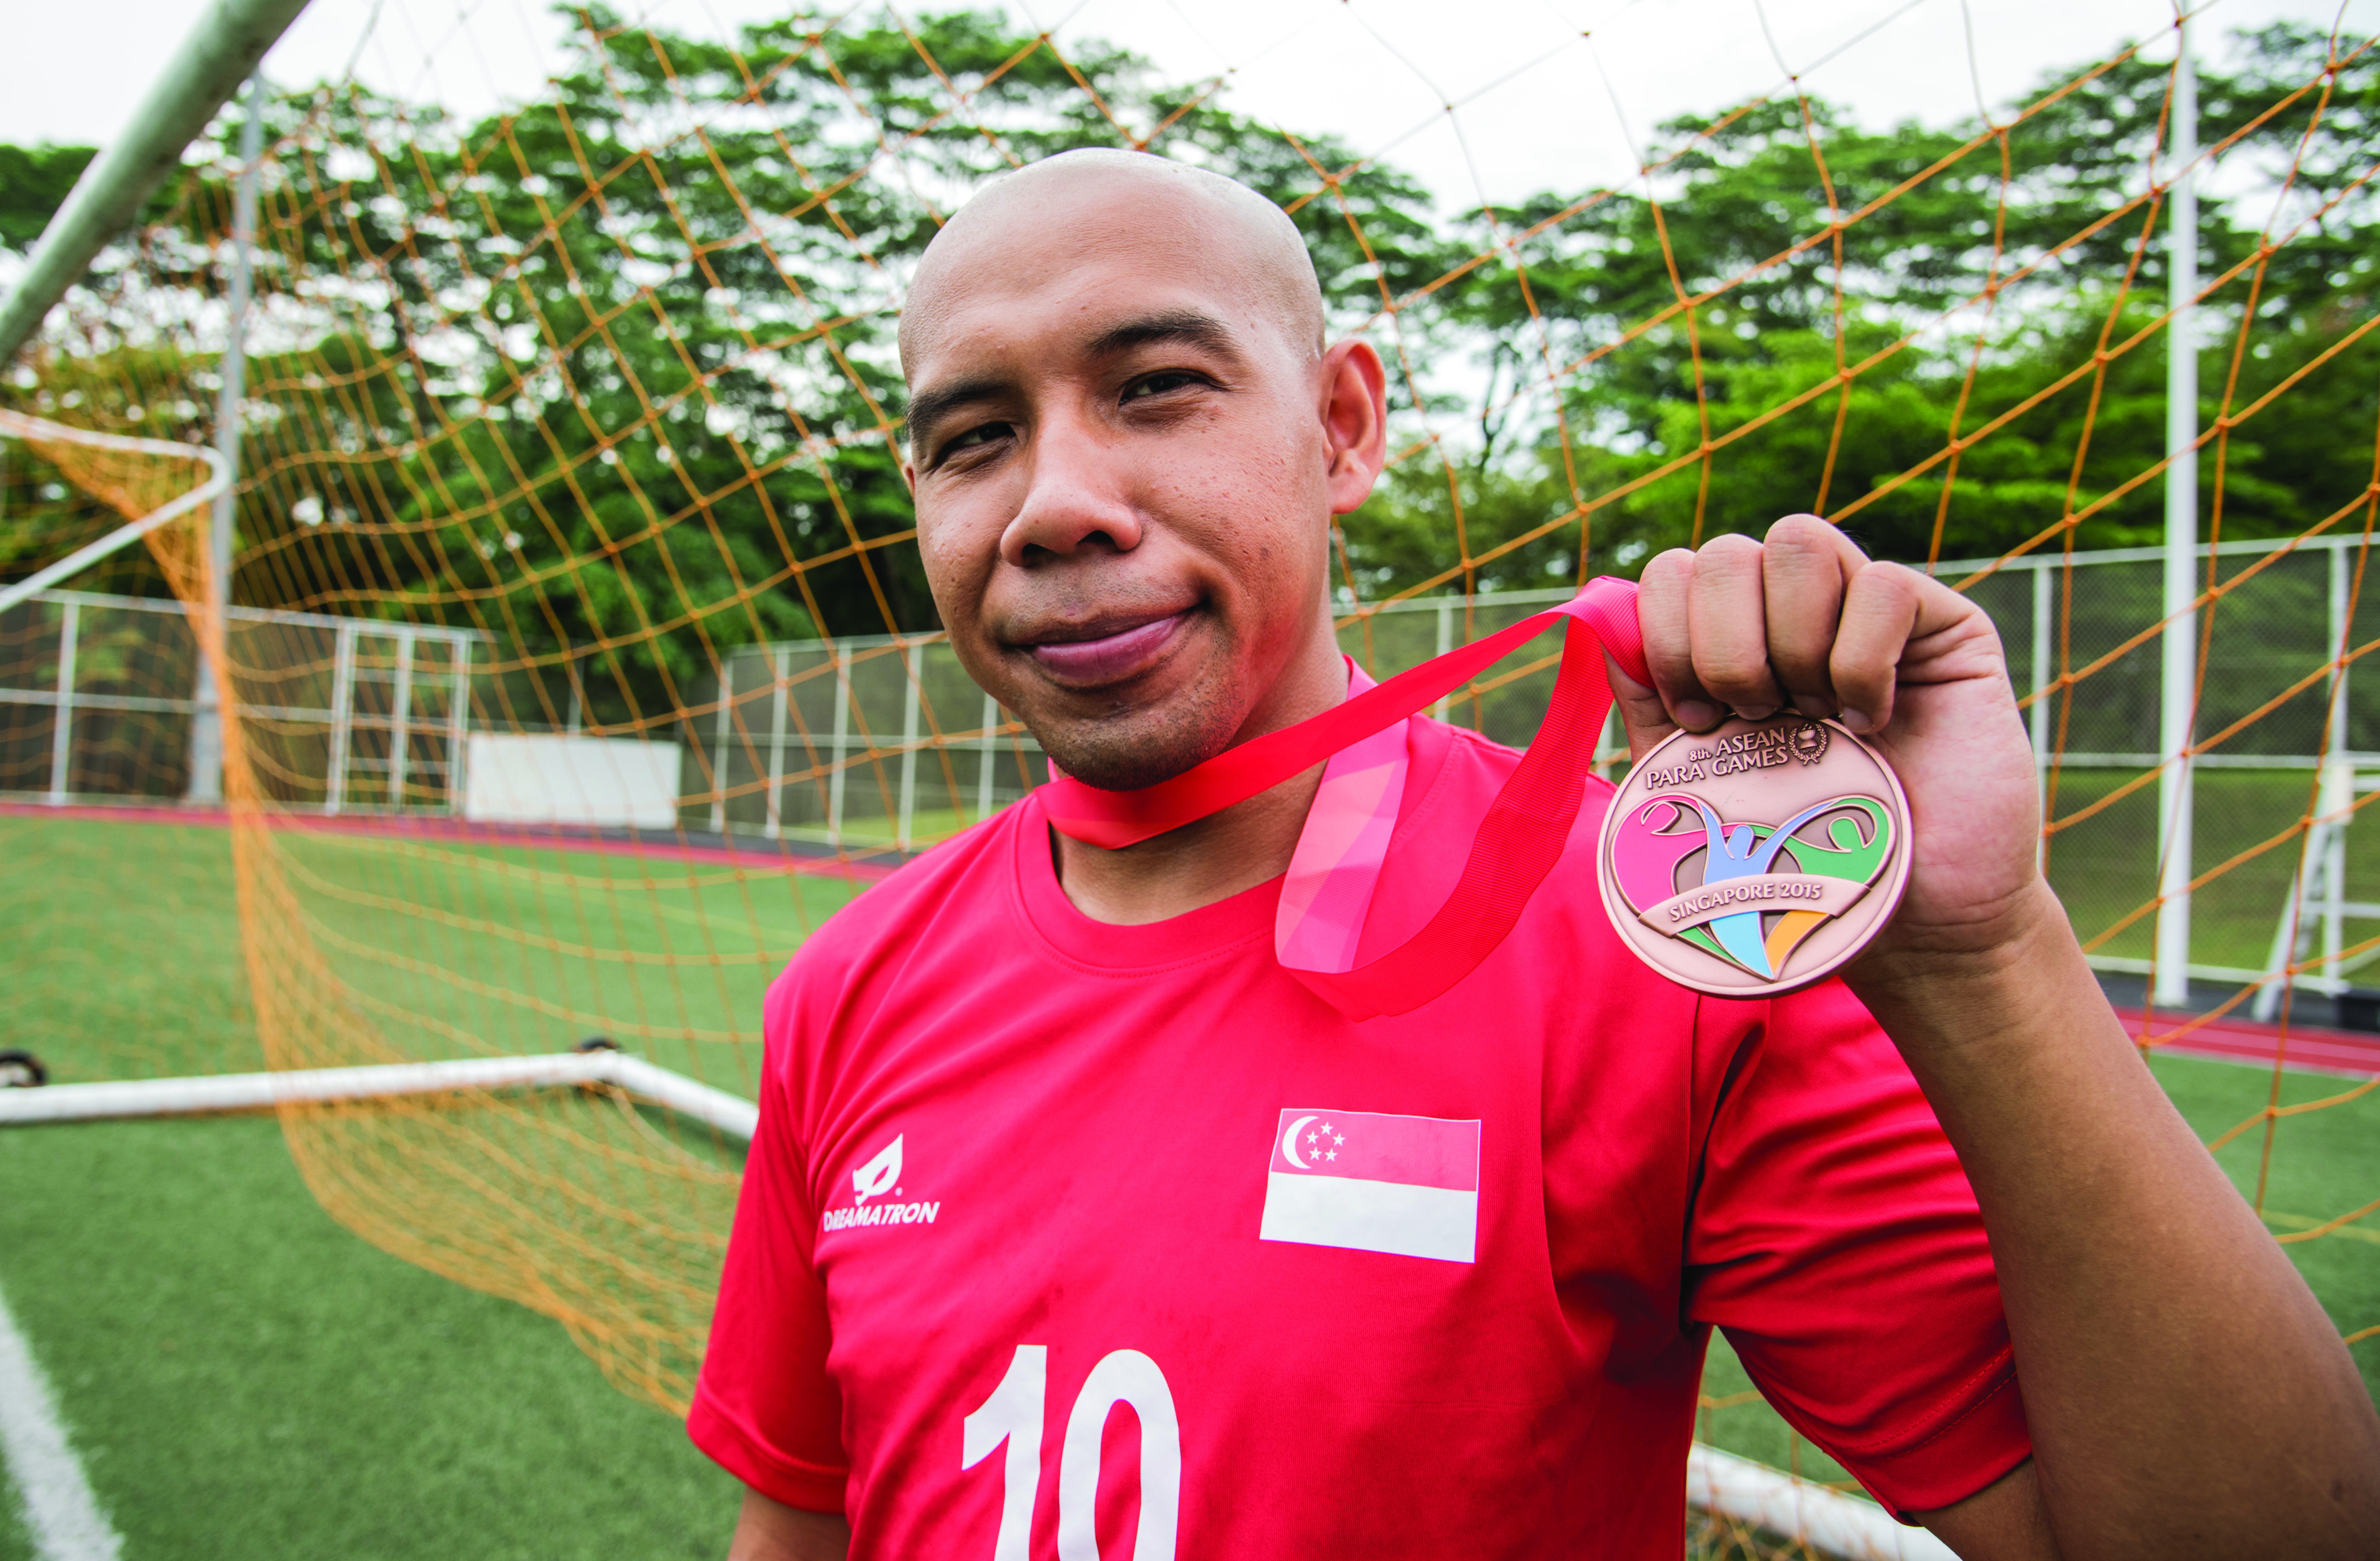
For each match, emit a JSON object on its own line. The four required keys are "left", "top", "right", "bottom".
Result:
{"left": 960, "top": 1344, "right": 1182, "bottom": 1561}
{"left": 960, "top": 1345, "right": 1047, "bottom": 1561}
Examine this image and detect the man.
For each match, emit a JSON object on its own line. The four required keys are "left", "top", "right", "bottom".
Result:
{"left": 689, "top": 150, "right": 2380, "bottom": 1559}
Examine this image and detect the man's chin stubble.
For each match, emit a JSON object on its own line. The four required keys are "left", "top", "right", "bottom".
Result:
{"left": 1027, "top": 690, "right": 1242, "bottom": 793}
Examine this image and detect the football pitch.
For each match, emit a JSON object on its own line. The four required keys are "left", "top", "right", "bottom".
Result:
{"left": 3, "top": 814, "right": 2378, "bottom": 1557}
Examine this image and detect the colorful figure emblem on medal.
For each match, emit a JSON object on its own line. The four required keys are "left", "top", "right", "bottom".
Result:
{"left": 1596, "top": 716, "right": 1912, "bottom": 997}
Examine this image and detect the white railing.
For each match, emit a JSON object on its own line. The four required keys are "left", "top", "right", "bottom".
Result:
{"left": 0, "top": 588, "right": 485, "bottom": 814}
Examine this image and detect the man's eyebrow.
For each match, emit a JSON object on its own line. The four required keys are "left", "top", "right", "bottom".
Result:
{"left": 904, "top": 310, "right": 1245, "bottom": 452}
{"left": 1083, "top": 309, "right": 1243, "bottom": 362}
{"left": 904, "top": 375, "right": 1010, "bottom": 452}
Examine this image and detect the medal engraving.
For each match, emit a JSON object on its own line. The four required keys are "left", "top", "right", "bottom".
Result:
{"left": 1596, "top": 716, "right": 1912, "bottom": 997}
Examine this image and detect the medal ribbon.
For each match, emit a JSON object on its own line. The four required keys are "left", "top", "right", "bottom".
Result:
{"left": 1041, "top": 576, "right": 1650, "bottom": 1020}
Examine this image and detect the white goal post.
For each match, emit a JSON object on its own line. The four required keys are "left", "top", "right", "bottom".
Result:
{"left": 0, "top": 1050, "right": 757, "bottom": 1140}
{"left": 0, "top": 410, "right": 232, "bottom": 617}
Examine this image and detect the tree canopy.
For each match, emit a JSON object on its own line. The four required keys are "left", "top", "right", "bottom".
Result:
{"left": 1, "top": 10, "right": 2373, "bottom": 721}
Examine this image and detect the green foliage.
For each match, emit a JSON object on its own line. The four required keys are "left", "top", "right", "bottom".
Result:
{"left": 1352, "top": 19, "right": 2380, "bottom": 592}
{"left": 0, "top": 143, "right": 94, "bottom": 250}
{"left": 4, "top": 11, "right": 2375, "bottom": 662}
{"left": 123, "top": 7, "right": 1448, "bottom": 723}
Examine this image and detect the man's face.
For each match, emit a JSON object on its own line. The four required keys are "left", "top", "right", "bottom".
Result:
{"left": 900, "top": 177, "right": 1372, "bottom": 791}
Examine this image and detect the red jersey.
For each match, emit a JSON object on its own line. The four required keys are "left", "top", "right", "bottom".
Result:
{"left": 689, "top": 716, "right": 2030, "bottom": 1558}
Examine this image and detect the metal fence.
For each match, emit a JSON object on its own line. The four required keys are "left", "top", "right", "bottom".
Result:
{"left": 1945, "top": 535, "right": 2380, "bottom": 1000}
{"left": 12, "top": 535, "right": 2380, "bottom": 1000}
{"left": 681, "top": 537, "right": 2380, "bottom": 997}
{"left": 0, "top": 588, "right": 483, "bottom": 812}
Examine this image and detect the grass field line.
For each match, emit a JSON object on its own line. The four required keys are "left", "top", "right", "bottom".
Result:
{"left": 0, "top": 1279, "right": 122, "bottom": 1561}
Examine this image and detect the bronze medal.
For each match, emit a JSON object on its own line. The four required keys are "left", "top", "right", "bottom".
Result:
{"left": 1596, "top": 715, "right": 1912, "bottom": 998}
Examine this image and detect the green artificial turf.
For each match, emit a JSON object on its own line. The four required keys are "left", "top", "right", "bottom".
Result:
{"left": 2152, "top": 1050, "right": 2380, "bottom": 1396}
{"left": 0, "top": 1112, "right": 741, "bottom": 1561}
{"left": 1, "top": 813, "right": 258, "bottom": 1083}
{"left": 2045, "top": 767, "right": 2380, "bottom": 974}
{"left": 0, "top": 814, "right": 868, "bottom": 1094}
{"left": 1694, "top": 1048, "right": 2380, "bottom": 1499}
{"left": 7, "top": 810, "right": 2380, "bottom": 1551}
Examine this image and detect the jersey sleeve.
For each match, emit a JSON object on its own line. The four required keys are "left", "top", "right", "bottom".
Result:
{"left": 686, "top": 967, "right": 849, "bottom": 1513}
{"left": 1684, "top": 980, "right": 2032, "bottom": 1519}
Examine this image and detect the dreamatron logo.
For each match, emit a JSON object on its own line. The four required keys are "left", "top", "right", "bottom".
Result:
{"left": 820, "top": 1133, "right": 942, "bottom": 1232}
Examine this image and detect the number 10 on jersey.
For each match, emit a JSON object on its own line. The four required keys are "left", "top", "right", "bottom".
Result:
{"left": 961, "top": 1344, "right": 1182, "bottom": 1560}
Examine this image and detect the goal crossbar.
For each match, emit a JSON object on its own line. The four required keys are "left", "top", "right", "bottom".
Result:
{"left": 0, "top": 1050, "right": 759, "bottom": 1140}
{"left": 1689, "top": 1445, "right": 1954, "bottom": 1560}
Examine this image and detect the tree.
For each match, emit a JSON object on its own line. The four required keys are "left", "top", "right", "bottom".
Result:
{"left": 3, "top": 12, "right": 2372, "bottom": 664}
{"left": 1335, "top": 20, "right": 2379, "bottom": 594}
{"left": 109, "top": 6, "right": 1450, "bottom": 728}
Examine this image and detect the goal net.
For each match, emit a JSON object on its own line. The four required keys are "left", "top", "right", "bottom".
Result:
{"left": 3, "top": 0, "right": 2376, "bottom": 1495}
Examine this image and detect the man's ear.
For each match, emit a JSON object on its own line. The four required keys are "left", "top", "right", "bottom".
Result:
{"left": 1319, "top": 338, "right": 1389, "bottom": 516}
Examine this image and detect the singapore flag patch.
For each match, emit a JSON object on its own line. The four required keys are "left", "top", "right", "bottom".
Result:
{"left": 1258, "top": 1108, "right": 1480, "bottom": 1264}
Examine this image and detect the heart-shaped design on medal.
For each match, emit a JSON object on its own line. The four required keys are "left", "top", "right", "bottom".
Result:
{"left": 1596, "top": 715, "right": 1913, "bottom": 998}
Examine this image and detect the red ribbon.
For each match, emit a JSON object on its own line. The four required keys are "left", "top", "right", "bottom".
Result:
{"left": 1042, "top": 577, "right": 1650, "bottom": 1019}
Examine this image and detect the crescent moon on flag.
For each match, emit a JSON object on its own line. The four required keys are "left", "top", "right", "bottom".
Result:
{"left": 1280, "top": 1114, "right": 1318, "bottom": 1173}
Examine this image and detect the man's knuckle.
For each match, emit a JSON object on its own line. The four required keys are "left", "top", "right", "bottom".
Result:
{"left": 1695, "top": 533, "right": 1762, "bottom": 569}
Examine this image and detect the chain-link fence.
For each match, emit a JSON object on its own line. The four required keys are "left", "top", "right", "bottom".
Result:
{"left": 1954, "top": 536, "right": 2380, "bottom": 1000}
{"left": 0, "top": 589, "right": 482, "bottom": 812}
{"left": 12, "top": 538, "right": 2379, "bottom": 1001}
{"left": 668, "top": 536, "right": 2380, "bottom": 1003}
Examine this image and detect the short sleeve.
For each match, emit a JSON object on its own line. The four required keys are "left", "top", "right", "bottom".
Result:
{"left": 1685, "top": 980, "right": 2032, "bottom": 1518}
{"left": 686, "top": 970, "right": 850, "bottom": 1513}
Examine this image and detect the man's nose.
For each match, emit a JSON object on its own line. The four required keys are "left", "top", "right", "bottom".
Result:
{"left": 997, "top": 416, "right": 1144, "bottom": 566}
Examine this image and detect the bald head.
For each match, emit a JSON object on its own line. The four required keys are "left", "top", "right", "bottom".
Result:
{"left": 899, "top": 149, "right": 1325, "bottom": 382}
{"left": 892, "top": 146, "right": 1389, "bottom": 798}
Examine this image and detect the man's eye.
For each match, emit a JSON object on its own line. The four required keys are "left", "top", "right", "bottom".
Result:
{"left": 938, "top": 423, "right": 1010, "bottom": 460}
{"left": 1123, "top": 371, "right": 1201, "bottom": 402}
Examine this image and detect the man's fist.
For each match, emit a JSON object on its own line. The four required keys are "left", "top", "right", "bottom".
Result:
{"left": 1610, "top": 515, "right": 2046, "bottom": 969}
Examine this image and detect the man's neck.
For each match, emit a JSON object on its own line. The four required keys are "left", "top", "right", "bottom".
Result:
{"left": 1050, "top": 630, "right": 1350, "bottom": 927}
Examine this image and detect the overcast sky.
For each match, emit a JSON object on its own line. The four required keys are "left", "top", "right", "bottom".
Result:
{"left": 7, "top": 0, "right": 2374, "bottom": 211}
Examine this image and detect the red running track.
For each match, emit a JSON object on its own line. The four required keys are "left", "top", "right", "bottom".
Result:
{"left": 2117, "top": 1006, "right": 2380, "bottom": 1079}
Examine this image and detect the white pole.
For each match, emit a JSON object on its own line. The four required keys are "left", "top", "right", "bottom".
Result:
{"left": 1686, "top": 1444, "right": 1956, "bottom": 1561}
{"left": 2153, "top": 19, "right": 2198, "bottom": 1010}
{"left": 47, "top": 600, "right": 78, "bottom": 806}
{"left": 2326, "top": 542, "right": 2352, "bottom": 990}
{"left": 977, "top": 691, "right": 998, "bottom": 823}
{"left": 0, "top": 415, "right": 231, "bottom": 617}
{"left": 185, "top": 72, "right": 264, "bottom": 806}
{"left": 763, "top": 646, "right": 789, "bottom": 839}
{"left": 444, "top": 638, "right": 470, "bottom": 815}
{"left": 0, "top": 0, "right": 311, "bottom": 365}
{"left": 324, "top": 621, "right": 353, "bottom": 814}
{"left": 897, "top": 640, "right": 921, "bottom": 852}
{"left": 827, "top": 647, "right": 849, "bottom": 848}
{"left": 0, "top": 1051, "right": 758, "bottom": 1142}
{"left": 2030, "top": 562, "right": 2053, "bottom": 765}
{"left": 2031, "top": 561, "right": 2054, "bottom": 872}
{"left": 387, "top": 632, "right": 413, "bottom": 809}
{"left": 1432, "top": 599, "right": 1454, "bottom": 721}
{"left": 708, "top": 654, "right": 734, "bottom": 835}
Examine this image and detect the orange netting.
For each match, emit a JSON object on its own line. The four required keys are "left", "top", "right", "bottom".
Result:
{"left": 2, "top": 3, "right": 2377, "bottom": 1490}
